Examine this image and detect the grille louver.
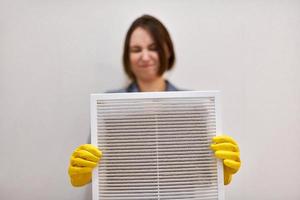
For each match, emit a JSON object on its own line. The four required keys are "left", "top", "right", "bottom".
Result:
{"left": 91, "top": 91, "right": 224, "bottom": 200}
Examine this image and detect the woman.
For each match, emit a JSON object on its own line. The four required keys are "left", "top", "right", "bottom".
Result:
{"left": 68, "top": 14, "right": 241, "bottom": 187}
{"left": 109, "top": 14, "right": 177, "bottom": 93}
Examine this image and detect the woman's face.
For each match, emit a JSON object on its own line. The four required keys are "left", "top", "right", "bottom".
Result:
{"left": 129, "top": 27, "right": 160, "bottom": 82}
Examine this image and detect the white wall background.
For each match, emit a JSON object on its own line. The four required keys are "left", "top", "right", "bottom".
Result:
{"left": 1, "top": 0, "right": 300, "bottom": 199}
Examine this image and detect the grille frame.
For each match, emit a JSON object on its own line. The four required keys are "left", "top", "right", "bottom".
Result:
{"left": 91, "top": 91, "right": 224, "bottom": 200}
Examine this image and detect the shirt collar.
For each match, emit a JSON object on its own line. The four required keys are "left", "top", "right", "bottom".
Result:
{"left": 126, "top": 80, "right": 178, "bottom": 92}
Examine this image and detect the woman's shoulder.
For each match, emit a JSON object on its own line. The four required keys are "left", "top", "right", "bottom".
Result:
{"left": 105, "top": 82, "right": 137, "bottom": 93}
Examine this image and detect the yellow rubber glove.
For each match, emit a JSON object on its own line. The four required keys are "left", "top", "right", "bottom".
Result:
{"left": 68, "top": 144, "right": 102, "bottom": 187}
{"left": 210, "top": 135, "right": 241, "bottom": 185}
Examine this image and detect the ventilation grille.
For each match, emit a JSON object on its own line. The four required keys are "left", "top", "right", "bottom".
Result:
{"left": 91, "top": 91, "right": 224, "bottom": 200}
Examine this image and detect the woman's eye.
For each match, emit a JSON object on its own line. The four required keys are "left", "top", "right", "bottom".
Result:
{"left": 130, "top": 47, "right": 141, "bottom": 53}
{"left": 149, "top": 45, "right": 158, "bottom": 51}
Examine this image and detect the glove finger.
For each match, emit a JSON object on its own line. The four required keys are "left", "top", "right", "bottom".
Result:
{"left": 70, "top": 173, "right": 92, "bottom": 187}
{"left": 77, "top": 144, "right": 102, "bottom": 158}
{"left": 224, "top": 159, "right": 241, "bottom": 174}
{"left": 223, "top": 171, "right": 232, "bottom": 185}
{"left": 71, "top": 156, "right": 98, "bottom": 168}
{"left": 210, "top": 143, "right": 239, "bottom": 152}
{"left": 68, "top": 166, "right": 93, "bottom": 175}
{"left": 214, "top": 150, "right": 240, "bottom": 161}
{"left": 212, "top": 135, "right": 237, "bottom": 146}
{"left": 73, "top": 149, "right": 99, "bottom": 162}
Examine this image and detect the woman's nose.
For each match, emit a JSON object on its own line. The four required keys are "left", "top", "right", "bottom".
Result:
{"left": 141, "top": 50, "right": 150, "bottom": 61}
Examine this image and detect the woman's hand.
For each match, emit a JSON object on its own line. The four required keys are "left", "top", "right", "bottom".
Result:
{"left": 68, "top": 144, "right": 102, "bottom": 187}
{"left": 211, "top": 135, "right": 241, "bottom": 185}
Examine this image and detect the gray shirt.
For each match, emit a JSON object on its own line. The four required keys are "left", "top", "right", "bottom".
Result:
{"left": 107, "top": 80, "right": 180, "bottom": 93}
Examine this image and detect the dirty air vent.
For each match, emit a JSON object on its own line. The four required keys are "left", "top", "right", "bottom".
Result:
{"left": 91, "top": 91, "right": 224, "bottom": 200}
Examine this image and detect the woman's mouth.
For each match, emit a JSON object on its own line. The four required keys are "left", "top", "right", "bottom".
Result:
{"left": 140, "top": 64, "right": 154, "bottom": 68}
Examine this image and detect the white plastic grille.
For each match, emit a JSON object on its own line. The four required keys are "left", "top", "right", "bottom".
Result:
{"left": 91, "top": 91, "right": 224, "bottom": 200}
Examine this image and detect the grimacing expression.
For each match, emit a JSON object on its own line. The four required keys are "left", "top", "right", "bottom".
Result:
{"left": 129, "top": 27, "right": 160, "bottom": 82}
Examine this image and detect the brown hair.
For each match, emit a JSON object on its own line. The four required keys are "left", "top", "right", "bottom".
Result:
{"left": 123, "top": 14, "right": 176, "bottom": 80}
